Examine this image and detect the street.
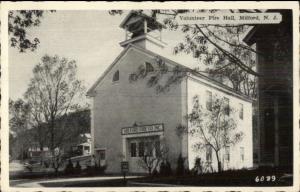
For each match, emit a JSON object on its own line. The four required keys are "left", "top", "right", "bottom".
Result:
{"left": 10, "top": 175, "right": 143, "bottom": 187}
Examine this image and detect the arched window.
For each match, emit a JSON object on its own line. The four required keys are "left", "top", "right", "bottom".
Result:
{"left": 113, "top": 70, "right": 119, "bottom": 82}
{"left": 145, "top": 62, "right": 154, "bottom": 73}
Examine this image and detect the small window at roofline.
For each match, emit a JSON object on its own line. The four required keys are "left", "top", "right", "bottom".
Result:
{"left": 224, "top": 97, "right": 230, "bottom": 116}
{"left": 113, "top": 70, "right": 119, "bottom": 82}
{"left": 239, "top": 103, "right": 244, "bottom": 120}
{"left": 206, "top": 90, "right": 212, "bottom": 111}
{"left": 225, "top": 146, "right": 230, "bottom": 161}
{"left": 145, "top": 62, "right": 154, "bottom": 73}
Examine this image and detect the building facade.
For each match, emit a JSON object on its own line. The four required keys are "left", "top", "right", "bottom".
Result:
{"left": 87, "top": 11, "right": 253, "bottom": 173}
{"left": 243, "top": 10, "right": 293, "bottom": 170}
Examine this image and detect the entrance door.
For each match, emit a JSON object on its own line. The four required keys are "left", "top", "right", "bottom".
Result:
{"left": 127, "top": 136, "right": 160, "bottom": 173}
{"left": 95, "top": 149, "right": 106, "bottom": 167}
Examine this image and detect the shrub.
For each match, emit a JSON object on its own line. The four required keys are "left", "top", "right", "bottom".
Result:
{"left": 159, "top": 161, "right": 166, "bottom": 176}
{"left": 96, "top": 164, "right": 107, "bottom": 174}
{"left": 176, "top": 154, "right": 185, "bottom": 176}
{"left": 75, "top": 161, "right": 81, "bottom": 174}
{"left": 43, "top": 161, "right": 49, "bottom": 168}
{"left": 193, "top": 157, "right": 203, "bottom": 175}
{"left": 159, "top": 160, "right": 172, "bottom": 176}
{"left": 85, "top": 164, "right": 107, "bottom": 176}
{"left": 64, "top": 159, "right": 74, "bottom": 175}
{"left": 152, "top": 168, "right": 159, "bottom": 176}
{"left": 165, "top": 160, "right": 172, "bottom": 175}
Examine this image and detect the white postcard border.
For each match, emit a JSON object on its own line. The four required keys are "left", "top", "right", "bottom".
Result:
{"left": 1, "top": 1, "right": 299, "bottom": 192}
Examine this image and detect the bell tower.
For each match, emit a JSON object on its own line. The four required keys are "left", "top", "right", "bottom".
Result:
{"left": 119, "top": 11, "right": 167, "bottom": 52}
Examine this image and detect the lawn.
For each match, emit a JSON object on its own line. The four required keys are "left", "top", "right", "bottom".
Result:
{"left": 130, "top": 168, "right": 293, "bottom": 186}
{"left": 10, "top": 166, "right": 293, "bottom": 187}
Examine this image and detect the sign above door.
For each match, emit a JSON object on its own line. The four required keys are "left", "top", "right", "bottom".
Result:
{"left": 121, "top": 123, "right": 164, "bottom": 135}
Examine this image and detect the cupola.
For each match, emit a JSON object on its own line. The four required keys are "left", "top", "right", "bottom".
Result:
{"left": 119, "top": 11, "right": 167, "bottom": 52}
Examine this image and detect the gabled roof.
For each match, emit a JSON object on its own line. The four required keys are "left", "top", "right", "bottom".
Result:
{"left": 86, "top": 44, "right": 133, "bottom": 96}
{"left": 86, "top": 43, "right": 189, "bottom": 96}
{"left": 86, "top": 44, "right": 253, "bottom": 102}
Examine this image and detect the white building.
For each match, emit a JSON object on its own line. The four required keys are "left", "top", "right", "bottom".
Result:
{"left": 72, "top": 133, "right": 92, "bottom": 156}
{"left": 87, "top": 11, "right": 253, "bottom": 173}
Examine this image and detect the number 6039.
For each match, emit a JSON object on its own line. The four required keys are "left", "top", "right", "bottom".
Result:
{"left": 255, "top": 175, "right": 276, "bottom": 182}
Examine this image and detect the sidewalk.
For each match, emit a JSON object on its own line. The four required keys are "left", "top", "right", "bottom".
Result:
{"left": 10, "top": 175, "right": 142, "bottom": 187}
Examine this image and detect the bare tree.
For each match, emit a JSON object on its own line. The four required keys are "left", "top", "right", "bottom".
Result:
{"left": 187, "top": 94, "right": 244, "bottom": 172}
{"left": 137, "top": 138, "right": 169, "bottom": 175}
{"left": 24, "top": 54, "right": 85, "bottom": 173}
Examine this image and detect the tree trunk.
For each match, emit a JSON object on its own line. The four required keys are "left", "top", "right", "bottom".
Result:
{"left": 54, "top": 167, "right": 59, "bottom": 176}
{"left": 40, "top": 143, "right": 44, "bottom": 166}
{"left": 50, "top": 118, "right": 55, "bottom": 152}
{"left": 215, "top": 152, "right": 222, "bottom": 172}
{"left": 148, "top": 167, "right": 152, "bottom": 175}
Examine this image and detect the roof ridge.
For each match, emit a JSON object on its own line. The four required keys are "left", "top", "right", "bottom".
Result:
{"left": 87, "top": 44, "right": 254, "bottom": 102}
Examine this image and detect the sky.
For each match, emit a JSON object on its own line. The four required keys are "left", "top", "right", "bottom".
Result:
{"left": 8, "top": 10, "right": 203, "bottom": 101}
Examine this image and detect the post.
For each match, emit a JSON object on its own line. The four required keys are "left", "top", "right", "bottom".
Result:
{"left": 90, "top": 98, "right": 95, "bottom": 156}
{"left": 123, "top": 171, "right": 126, "bottom": 184}
{"left": 125, "top": 26, "right": 128, "bottom": 40}
{"left": 144, "top": 20, "right": 147, "bottom": 34}
{"left": 122, "top": 137, "right": 127, "bottom": 161}
{"left": 159, "top": 28, "right": 162, "bottom": 41}
{"left": 121, "top": 161, "right": 129, "bottom": 186}
{"left": 274, "top": 96, "right": 279, "bottom": 166}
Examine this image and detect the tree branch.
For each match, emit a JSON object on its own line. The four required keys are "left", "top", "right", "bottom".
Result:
{"left": 195, "top": 24, "right": 259, "bottom": 76}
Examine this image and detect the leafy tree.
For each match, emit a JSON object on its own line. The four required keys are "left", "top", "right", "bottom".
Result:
{"left": 1, "top": 11, "right": 54, "bottom": 110}
{"left": 110, "top": 10, "right": 258, "bottom": 97}
{"left": 187, "top": 94, "right": 243, "bottom": 172}
{"left": 172, "top": 19, "right": 257, "bottom": 95}
{"left": 9, "top": 99, "right": 32, "bottom": 160}
{"left": 24, "top": 54, "right": 86, "bottom": 173}
{"left": 176, "top": 153, "right": 185, "bottom": 175}
{"left": 8, "top": 10, "right": 55, "bottom": 52}
{"left": 54, "top": 109, "right": 90, "bottom": 158}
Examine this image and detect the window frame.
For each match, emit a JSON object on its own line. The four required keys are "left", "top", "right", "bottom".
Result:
{"left": 154, "top": 140, "right": 161, "bottom": 157}
{"left": 240, "top": 147, "right": 245, "bottom": 162}
{"left": 145, "top": 141, "right": 153, "bottom": 157}
{"left": 138, "top": 142, "right": 145, "bottom": 157}
{"left": 224, "top": 97, "right": 230, "bottom": 116}
{"left": 206, "top": 90, "right": 212, "bottom": 111}
{"left": 206, "top": 145, "right": 212, "bottom": 162}
{"left": 130, "top": 142, "right": 137, "bottom": 157}
{"left": 225, "top": 146, "right": 230, "bottom": 162}
{"left": 97, "top": 149, "right": 106, "bottom": 161}
{"left": 112, "top": 70, "right": 119, "bottom": 82}
{"left": 145, "top": 62, "right": 154, "bottom": 73}
{"left": 239, "top": 103, "right": 244, "bottom": 120}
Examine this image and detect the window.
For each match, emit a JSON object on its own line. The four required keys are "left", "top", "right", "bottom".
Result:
{"left": 206, "top": 91, "right": 212, "bottom": 111}
{"left": 145, "top": 142, "right": 153, "bottom": 156}
{"left": 138, "top": 142, "right": 144, "bottom": 157}
{"left": 224, "top": 97, "right": 230, "bottom": 115}
{"left": 130, "top": 142, "right": 137, "bottom": 157}
{"left": 239, "top": 103, "right": 244, "bottom": 119}
{"left": 98, "top": 150, "right": 106, "bottom": 160}
{"left": 206, "top": 145, "right": 212, "bottom": 162}
{"left": 154, "top": 141, "right": 161, "bottom": 157}
{"left": 225, "top": 146, "right": 230, "bottom": 161}
{"left": 113, "top": 70, "right": 119, "bottom": 82}
{"left": 240, "top": 147, "right": 245, "bottom": 162}
{"left": 145, "top": 62, "right": 154, "bottom": 73}
{"left": 84, "top": 146, "right": 90, "bottom": 151}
